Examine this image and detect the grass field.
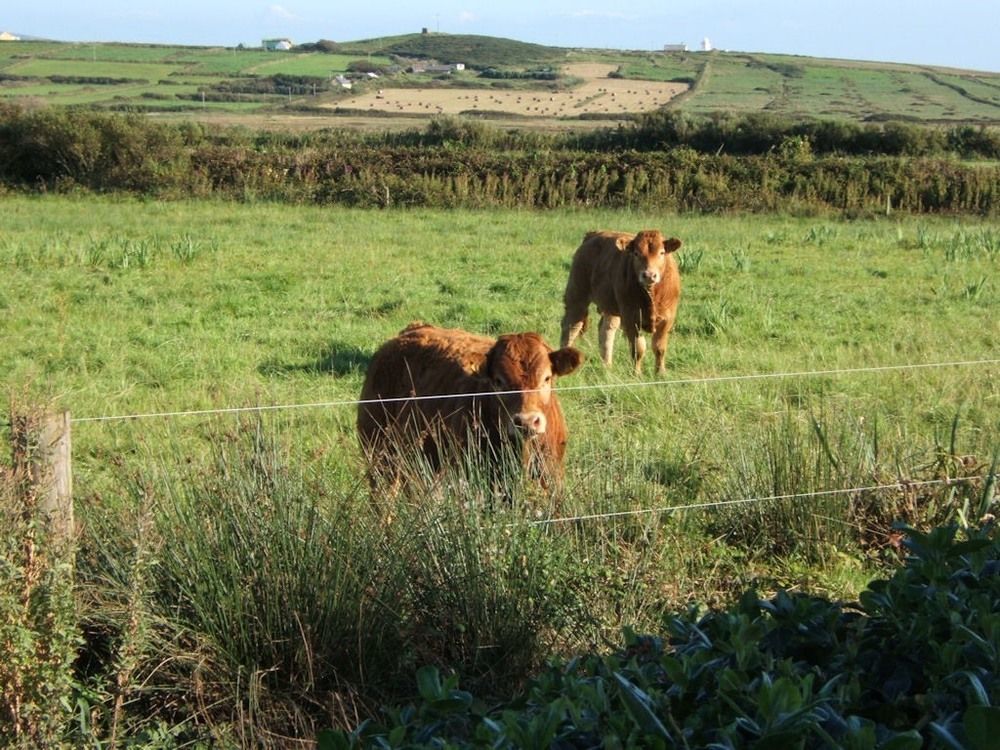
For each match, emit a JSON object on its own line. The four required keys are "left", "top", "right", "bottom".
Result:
{"left": 2, "top": 195, "right": 996, "bottom": 507}
{"left": 1, "top": 193, "right": 997, "bottom": 743}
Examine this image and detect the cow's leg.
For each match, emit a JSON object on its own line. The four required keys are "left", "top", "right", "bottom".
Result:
{"left": 560, "top": 288, "right": 590, "bottom": 348}
{"left": 622, "top": 319, "right": 645, "bottom": 373}
{"left": 631, "top": 336, "right": 647, "bottom": 374}
{"left": 598, "top": 314, "right": 621, "bottom": 365}
{"left": 560, "top": 305, "right": 588, "bottom": 348}
{"left": 652, "top": 320, "right": 671, "bottom": 374}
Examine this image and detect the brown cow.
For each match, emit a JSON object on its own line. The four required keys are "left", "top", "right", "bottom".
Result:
{"left": 357, "top": 322, "right": 583, "bottom": 497}
{"left": 560, "top": 229, "right": 682, "bottom": 374}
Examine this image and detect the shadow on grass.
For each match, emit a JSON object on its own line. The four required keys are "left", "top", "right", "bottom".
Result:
{"left": 259, "top": 342, "right": 372, "bottom": 378}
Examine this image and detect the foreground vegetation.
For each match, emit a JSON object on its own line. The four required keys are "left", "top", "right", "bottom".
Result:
{"left": 321, "top": 523, "right": 1000, "bottom": 749}
{"left": 0, "top": 194, "right": 997, "bottom": 745}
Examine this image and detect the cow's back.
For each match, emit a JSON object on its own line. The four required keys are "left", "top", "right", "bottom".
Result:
{"left": 358, "top": 323, "right": 492, "bottom": 436}
{"left": 564, "top": 230, "right": 634, "bottom": 315}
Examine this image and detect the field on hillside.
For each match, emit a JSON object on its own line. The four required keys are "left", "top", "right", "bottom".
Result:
{"left": 2, "top": 36, "right": 998, "bottom": 129}
{"left": 681, "top": 52, "right": 1000, "bottom": 121}
{"left": 332, "top": 63, "right": 686, "bottom": 117}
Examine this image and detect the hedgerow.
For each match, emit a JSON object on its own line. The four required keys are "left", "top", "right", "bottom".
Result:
{"left": 1, "top": 105, "right": 998, "bottom": 213}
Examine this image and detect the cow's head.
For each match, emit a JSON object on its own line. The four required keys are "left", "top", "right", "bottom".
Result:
{"left": 621, "top": 230, "right": 682, "bottom": 290}
{"left": 484, "top": 333, "right": 583, "bottom": 438}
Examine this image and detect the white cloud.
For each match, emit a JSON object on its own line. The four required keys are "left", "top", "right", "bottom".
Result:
{"left": 459, "top": 11, "right": 477, "bottom": 24}
{"left": 267, "top": 4, "right": 299, "bottom": 21}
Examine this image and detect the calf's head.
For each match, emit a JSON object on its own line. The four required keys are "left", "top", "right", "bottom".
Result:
{"left": 484, "top": 333, "right": 583, "bottom": 438}
{"left": 623, "top": 230, "right": 682, "bottom": 290}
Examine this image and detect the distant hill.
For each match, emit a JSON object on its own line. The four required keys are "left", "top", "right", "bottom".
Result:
{"left": 1, "top": 32, "right": 998, "bottom": 127}
{"left": 339, "top": 32, "right": 565, "bottom": 68}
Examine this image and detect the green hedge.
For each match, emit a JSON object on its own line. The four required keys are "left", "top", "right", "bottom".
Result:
{"left": 1, "top": 105, "right": 997, "bottom": 213}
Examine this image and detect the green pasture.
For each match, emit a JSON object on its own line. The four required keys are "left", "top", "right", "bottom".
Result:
{"left": 2, "top": 196, "right": 997, "bottom": 519}
{"left": 175, "top": 49, "right": 298, "bottom": 75}
{"left": 0, "top": 40, "right": 65, "bottom": 62}
{"left": 935, "top": 71, "right": 1000, "bottom": 106}
{"left": 239, "top": 52, "right": 392, "bottom": 76}
{"left": 31, "top": 42, "right": 198, "bottom": 63}
{"left": 1, "top": 194, "right": 996, "bottom": 742}
{"left": 0, "top": 80, "right": 214, "bottom": 107}
{"left": 3, "top": 57, "right": 181, "bottom": 81}
{"left": 0, "top": 81, "right": 89, "bottom": 99}
{"left": 679, "top": 52, "right": 1000, "bottom": 122}
{"left": 682, "top": 54, "right": 783, "bottom": 111}
{"left": 616, "top": 53, "right": 702, "bottom": 82}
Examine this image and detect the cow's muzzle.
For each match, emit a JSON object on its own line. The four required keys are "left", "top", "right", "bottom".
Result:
{"left": 512, "top": 411, "right": 547, "bottom": 437}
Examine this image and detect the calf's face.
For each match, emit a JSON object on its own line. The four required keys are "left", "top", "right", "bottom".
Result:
{"left": 626, "top": 230, "right": 682, "bottom": 289}
{"left": 485, "top": 333, "right": 583, "bottom": 438}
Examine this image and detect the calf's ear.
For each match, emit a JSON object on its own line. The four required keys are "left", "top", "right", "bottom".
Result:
{"left": 664, "top": 237, "right": 682, "bottom": 253}
{"left": 550, "top": 347, "right": 584, "bottom": 376}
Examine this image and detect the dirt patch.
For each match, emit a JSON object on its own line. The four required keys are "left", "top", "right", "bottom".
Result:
{"left": 326, "top": 63, "right": 687, "bottom": 118}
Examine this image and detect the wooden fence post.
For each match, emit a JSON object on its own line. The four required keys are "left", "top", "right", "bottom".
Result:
{"left": 11, "top": 410, "right": 74, "bottom": 549}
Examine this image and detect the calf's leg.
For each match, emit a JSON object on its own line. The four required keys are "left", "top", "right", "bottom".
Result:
{"left": 598, "top": 314, "right": 621, "bottom": 365}
{"left": 560, "top": 307, "right": 588, "bottom": 348}
{"left": 652, "top": 320, "right": 671, "bottom": 374}
{"left": 621, "top": 318, "right": 646, "bottom": 373}
{"left": 560, "top": 286, "right": 591, "bottom": 348}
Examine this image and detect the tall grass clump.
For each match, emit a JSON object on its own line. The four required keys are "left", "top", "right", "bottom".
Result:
{"left": 141, "top": 418, "right": 400, "bottom": 742}
{"left": 380, "top": 475, "right": 585, "bottom": 692}
{"left": 705, "top": 408, "right": 989, "bottom": 566}
{"left": 75, "top": 415, "right": 402, "bottom": 744}
{"left": 76, "top": 416, "right": 595, "bottom": 742}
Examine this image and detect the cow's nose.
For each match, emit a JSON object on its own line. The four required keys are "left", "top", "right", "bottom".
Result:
{"left": 513, "top": 411, "right": 546, "bottom": 436}
{"left": 641, "top": 269, "right": 660, "bottom": 285}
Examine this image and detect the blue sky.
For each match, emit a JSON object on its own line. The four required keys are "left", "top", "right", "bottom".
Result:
{"left": 5, "top": 1, "right": 998, "bottom": 72}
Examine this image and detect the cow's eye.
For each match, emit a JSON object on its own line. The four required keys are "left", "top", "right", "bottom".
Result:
{"left": 492, "top": 376, "right": 506, "bottom": 389}
{"left": 544, "top": 374, "right": 552, "bottom": 384}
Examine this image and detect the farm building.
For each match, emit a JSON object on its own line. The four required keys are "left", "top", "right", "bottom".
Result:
{"left": 333, "top": 74, "right": 352, "bottom": 89}
{"left": 663, "top": 43, "right": 687, "bottom": 52}
{"left": 0, "top": 31, "right": 22, "bottom": 41}
{"left": 262, "top": 38, "right": 293, "bottom": 51}
{"left": 410, "top": 61, "right": 465, "bottom": 74}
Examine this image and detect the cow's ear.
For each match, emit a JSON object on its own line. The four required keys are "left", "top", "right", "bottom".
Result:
{"left": 664, "top": 237, "right": 682, "bottom": 253}
{"left": 550, "top": 347, "right": 583, "bottom": 377}
{"left": 616, "top": 236, "right": 631, "bottom": 251}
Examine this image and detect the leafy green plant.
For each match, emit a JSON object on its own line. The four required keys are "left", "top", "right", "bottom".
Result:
{"left": 323, "top": 523, "right": 1000, "bottom": 749}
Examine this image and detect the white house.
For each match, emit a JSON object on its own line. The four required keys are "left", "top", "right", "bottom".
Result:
{"left": 0, "top": 31, "right": 22, "bottom": 41}
{"left": 262, "top": 38, "right": 293, "bottom": 51}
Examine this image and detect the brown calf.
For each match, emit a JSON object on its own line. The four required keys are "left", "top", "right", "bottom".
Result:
{"left": 357, "top": 323, "right": 583, "bottom": 496}
{"left": 560, "top": 229, "right": 682, "bottom": 374}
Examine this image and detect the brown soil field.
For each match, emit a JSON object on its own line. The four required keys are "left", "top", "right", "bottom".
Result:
{"left": 326, "top": 63, "right": 688, "bottom": 118}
